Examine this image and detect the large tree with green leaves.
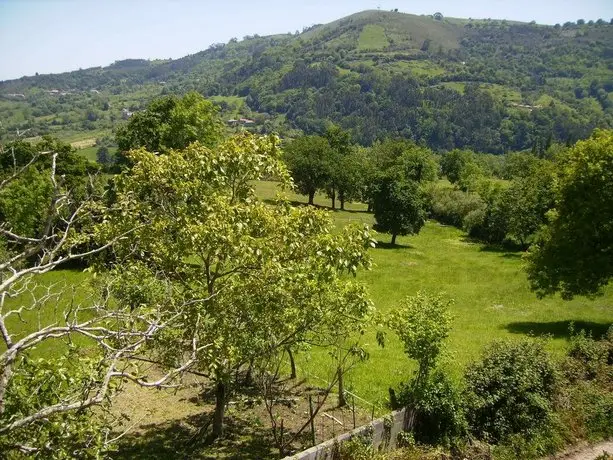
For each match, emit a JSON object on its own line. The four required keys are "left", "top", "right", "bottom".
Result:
{"left": 526, "top": 129, "right": 613, "bottom": 299}
{"left": 103, "top": 132, "right": 375, "bottom": 439}
{"left": 115, "top": 91, "right": 224, "bottom": 166}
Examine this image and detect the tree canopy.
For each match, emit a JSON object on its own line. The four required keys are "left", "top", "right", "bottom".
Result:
{"left": 102, "top": 132, "right": 375, "bottom": 438}
{"left": 115, "top": 91, "right": 224, "bottom": 165}
{"left": 526, "top": 129, "right": 613, "bottom": 299}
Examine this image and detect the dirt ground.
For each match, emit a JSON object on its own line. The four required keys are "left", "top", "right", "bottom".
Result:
{"left": 552, "top": 440, "right": 613, "bottom": 460}
{"left": 109, "top": 370, "right": 375, "bottom": 459}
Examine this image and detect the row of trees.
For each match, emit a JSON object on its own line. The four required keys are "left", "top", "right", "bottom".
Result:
{"left": 285, "top": 124, "right": 613, "bottom": 299}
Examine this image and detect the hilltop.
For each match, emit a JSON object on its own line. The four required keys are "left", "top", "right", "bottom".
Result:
{"left": 1, "top": 10, "right": 613, "bottom": 152}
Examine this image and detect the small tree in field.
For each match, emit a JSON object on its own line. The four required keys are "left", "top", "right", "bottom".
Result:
{"left": 373, "top": 175, "right": 426, "bottom": 245}
{"left": 387, "top": 292, "right": 454, "bottom": 432}
{"left": 388, "top": 292, "right": 453, "bottom": 390}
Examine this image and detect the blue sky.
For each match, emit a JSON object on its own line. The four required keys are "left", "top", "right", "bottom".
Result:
{"left": 1, "top": 0, "right": 612, "bottom": 81}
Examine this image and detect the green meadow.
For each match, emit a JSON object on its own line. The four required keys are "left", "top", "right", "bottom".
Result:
{"left": 12, "top": 181, "right": 612, "bottom": 413}
{"left": 255, "top": 181, "right": 613, "bottom": 408}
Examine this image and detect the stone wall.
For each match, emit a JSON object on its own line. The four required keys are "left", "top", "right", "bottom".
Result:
{"left": 283, "top": 408, "right": 407, "bottom": 460}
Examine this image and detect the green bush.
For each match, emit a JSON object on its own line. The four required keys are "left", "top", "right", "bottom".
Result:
{"left": 426, "top": 186, "right": 485, "bottom": 228}
{"left": 464, "top": 339, "right": 558, "bottom": 443}
{"left": 564, "top": 327, "right": 613, "bottom": 383}
{"left": 396, "top": 369, "right": 467, "bottom": 446}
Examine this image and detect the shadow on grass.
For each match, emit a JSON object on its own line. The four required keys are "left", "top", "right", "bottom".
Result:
{"left": 112, "top": 412, "right": 275, "bottom": 460}
{"left": 504, "top": 320, "right": 612, "bottom": 339}
{"left": 459, "top": 237, "right": 524, "bottom": 258}
{"left": 375, "top": 240, "right": 415, "bottom": 250}
{"left": 262, "top": 198, "right": 370, "bottom": 214}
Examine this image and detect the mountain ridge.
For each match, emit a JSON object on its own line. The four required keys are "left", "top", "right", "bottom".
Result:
{"left": 1, "top": 10, "right": 612, "bottom": 153}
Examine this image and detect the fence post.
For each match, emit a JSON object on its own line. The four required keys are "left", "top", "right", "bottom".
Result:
{"left": 309, "top": 395, "right": 316, "bottom": 446}
{"left": 352, "top": 395, "right": 356, "bottom": 429}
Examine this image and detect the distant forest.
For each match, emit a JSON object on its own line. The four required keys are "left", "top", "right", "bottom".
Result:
{"left": 1, "top": 10, "right": 613, "bottom": 153}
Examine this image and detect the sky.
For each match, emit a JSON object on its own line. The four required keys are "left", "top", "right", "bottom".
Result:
{"left": 1, "top": 0, "right": 612, "bottom": 81}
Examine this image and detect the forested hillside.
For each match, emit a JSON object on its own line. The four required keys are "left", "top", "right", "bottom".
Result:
{"left": 2, "top": 10, "right": 613, "bottom": 152}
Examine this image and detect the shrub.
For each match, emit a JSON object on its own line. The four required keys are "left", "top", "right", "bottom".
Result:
{"left": 564, "top": 326, "right": 613, "bottom": 383}
{"left": 396, "top": 369, "right": 467, "bottom": 446}
{"left": 464, "top": 339, "right": 558, "bottom": 443}
{"left": 426, "top": 186, "right": 486, "bottom": 228}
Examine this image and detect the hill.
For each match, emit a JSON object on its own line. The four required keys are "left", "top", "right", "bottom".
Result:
{"left": 1, "top": 10, "right": 613, "bottom": 153}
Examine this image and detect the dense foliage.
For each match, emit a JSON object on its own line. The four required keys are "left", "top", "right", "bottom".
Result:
{"left": 526, "top": 129, "right": 613, "bottom": 299}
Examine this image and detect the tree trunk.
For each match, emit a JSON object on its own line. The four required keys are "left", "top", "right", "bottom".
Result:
{"left": 338, "top": 366, "right": 346, "bottom": 407}
{"left": 391, "top": 233, "right": 397, "bottom": 245}
{"left": 212, "top": 381, "right": 226, "bottom": 439}
{"left": 367, "top": 202, "right": 373, "bottom": 213}
{"left": 308, "top": 190, "right": 315, "bottom": 205}
{"left": 244, "top": 359, "right": 254, "bottom": 386}
{"left": 331, "top": 188, "right": 336, "bottom": 210}
{"left": 339, "top": 190, "right": 345, "bottom": 210}
{"left": 287, "top": 347, "right": 296, "bottom": 379}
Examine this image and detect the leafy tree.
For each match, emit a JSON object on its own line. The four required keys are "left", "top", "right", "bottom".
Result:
{"left": 283, "top": 135, "right": 331, "bottom": 205}
{"left": 387, "top": 293, "right": 460, "bottom": 439}
{"left": 526, "top": 129, "right": 613, "bottom": 299}
{"left": 115, "top": 91, "right": 224, "bottom": 166}
{"left": 0, "top": 143, "right": 167, "bottom": 457}
{"left": 373, "top": 175, "right": 427, "bottom": 245}
{"left": 388, "top": 292, "right": 453, "bottom": 388}
{"left": 503, "top": 161, "right": 555, "bottom": 246}
{"left": 400, "top": 145, "right": 439, "bottom": 183}
{"left": 103, "top": 132, "right": 375, "bottom": 439}
{"left": 324, "top": 125, "right": 352, "bottom": 209}
{"left": 440, "top": 149, "right": 475, "bottom": 185}
{"left": 0, "top": 137, "right": 99, "bottom": 239}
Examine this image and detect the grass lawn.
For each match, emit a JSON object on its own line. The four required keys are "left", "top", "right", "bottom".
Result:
{"left": 76, "top": 145, "right": 118, "bottom": 162}
{"left": 255, "top": 181, "right": 613, "bottom": 409}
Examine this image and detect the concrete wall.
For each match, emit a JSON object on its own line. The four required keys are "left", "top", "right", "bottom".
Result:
{"left": 284, "top": 408, "right": 407, "bottom": 460}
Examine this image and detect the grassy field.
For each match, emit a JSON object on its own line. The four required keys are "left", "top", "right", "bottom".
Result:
{"left": 358, "top": 24, "right": 389, "bottom": 51}
{"left": 76, "top": 145, "right": 118, "bottom": 162}
{"left": 9, "top": 181, "right": 612, "bottom": 419}
{"left": 255, "top": 181, "right": 613, "bottom": 408}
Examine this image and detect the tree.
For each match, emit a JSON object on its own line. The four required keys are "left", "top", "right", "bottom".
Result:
{"left": 440, "top": 149, "right": 475, "bottom": 185}
{"left": 373, "top": 175, "right": 427, "bottom": 245}
{"left": 96, "top": 145, "right": 111, "bottom": 166}
{"left": 0, "top": 141, "right": 183, "bottom": 457}
{"left": 325, "top": 125, "right": 353, "bottom": 210}
{"left": 115, "top": 91, "right": 224, "bottom": 166}
{"left": 284, "top": 135, "right": 331, "bottom": 205}
{"left": 503, "top": 161, "right": 555, "bottom": 246}
{"left": 526, "top": 130, "right": 613, "bottom": 299}
{"left": 400, "top": 145, "right": 439, "bottom": 183}
{"left": 386, "top": 292, "right": 454, "bottom": 432}
{"left": 388, "top": 292, "right": 452, "bottom": 389}
{"left": 103, "top": 132, "right": 375, "bottom": 439}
